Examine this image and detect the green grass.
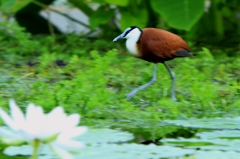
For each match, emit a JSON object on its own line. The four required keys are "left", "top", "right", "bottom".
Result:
{"left": 0, "top": 21, "right": 240, "bottom": 142}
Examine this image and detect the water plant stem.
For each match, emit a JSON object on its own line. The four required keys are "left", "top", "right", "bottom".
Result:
{"left": 31, "top": 139, "right": 41, "bottom": 159}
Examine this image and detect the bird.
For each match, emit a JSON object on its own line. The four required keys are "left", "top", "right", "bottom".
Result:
{"left": 113, "top": 26, "right": 193, "bottom": 101}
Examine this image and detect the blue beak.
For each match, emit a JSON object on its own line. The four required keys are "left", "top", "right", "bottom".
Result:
{"left": 113, "top": 33, "right": 124, "bottom": 42}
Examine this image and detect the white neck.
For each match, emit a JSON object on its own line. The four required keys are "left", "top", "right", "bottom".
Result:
{"left": 125, "top": 28, "right": 141, "bottom": 56}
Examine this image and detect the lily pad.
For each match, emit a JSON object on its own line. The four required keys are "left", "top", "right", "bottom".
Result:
{"left": 2, "top": 128, "right": 195, "bottom": 158}
{"left": 197, "top": 130, "right": 240, "bottom": 139}
{"left": 164, "top": 117, "right": 240, "bottom": 130}
{"left": 0, "top": 127, "right": 134, "bottom": 145}
{"left": 4, "top": 144, "right": 52, "bottom": 156}
{"left": 194, "top": 150, "right": 240, "bottom": 159}
{"left": 74, "top": 143, "right": 195, "bottom": 159}
{"left": 161, "top": 138, "right": 240, "bottom": 152}
{"left": 4, "top": 144, "right": 196, "bottom": 159}
{"left": 76, "top": 128, "right": 134, "bottom": 144}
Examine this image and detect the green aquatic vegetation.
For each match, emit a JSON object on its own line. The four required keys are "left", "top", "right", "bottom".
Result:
{"left": 1, "top": 36, "right": 240, "bottom": 133}
{"left": 1, "top": 21, "right": 240, "bottom": 158}
{"left": 164, "top": 117, "right": 240, "bottom": 130}
{"left": 160, "top": 117, "right": 240, "bottom": 158}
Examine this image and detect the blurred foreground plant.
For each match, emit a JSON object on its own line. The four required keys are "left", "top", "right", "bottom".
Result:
{"left": 0, "top": 99, "right": 87, "bottom": 159}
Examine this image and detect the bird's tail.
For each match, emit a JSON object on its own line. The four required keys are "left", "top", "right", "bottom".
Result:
{"left": 175, "top": 50, "right": 194, "bottom": 57}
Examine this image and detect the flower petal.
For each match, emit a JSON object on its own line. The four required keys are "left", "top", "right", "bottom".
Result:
{"left": 0, "top": 127, "right": 23, "bottom": 139}
{"left": 59, "top": 127, "right": 87, "bottom": 140}
{"left": 63, "top": 114, "right": 80, "bottom": 128}
{"left": 53, "top": 139, "right": 85, "bottom": 150}
{"left": 47, "top": 107, "right": 65, "bottom": 120}
{"left": 0, "top": 108, "right": 18, "bottom": 130}
{"left": 13, "top": 103, "right": 47, "bottom": 141}
{"left": 26, "top": 103, "right": 45, "bottom": 123}
{"left": 49, "top": 143, "right": 74, "bottom": 159}
{"left": 0, "top": 127, "right": 25, "bottom": 145}
{"left": 24, "top": 104, "right": 46, "bottom": 138}
{"left": 9, "top": 99, "right": 25, "bottom": 128}
{"left": 57, "top": 114, "right": 80, "bottom": 131}
{"left": 44, "top": 107, "right": 68, "bottom": 135}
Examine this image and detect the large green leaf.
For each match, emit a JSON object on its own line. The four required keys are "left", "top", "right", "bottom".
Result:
{"left": 120, "top": 8, "right": 148, "bottom": 31}
{"left": 89, "top": 6, "right": 115, "bottom": 29}
{"left": 105, "top": 0, "right": 129, "bottom": 6}
{"left": 0, "top": 0, "right": 16, "bottom": 14}
{"left": 150, "top": 0, "right": 205, "bottom": 30}
{"left": 68, "top": 0, "right": 93, "bottom": 16}
{"left": 12, "top": 0, "right": 32, "bottom": 13}
{"left": 0, "top": 0, "right": 33, "bottom": 14}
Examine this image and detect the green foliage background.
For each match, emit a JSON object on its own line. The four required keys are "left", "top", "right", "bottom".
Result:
{"left": 2, "top": 0, "right": 240, "bottom": 43}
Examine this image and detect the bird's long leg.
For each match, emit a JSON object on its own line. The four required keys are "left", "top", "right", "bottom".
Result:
{"left": 126, "top": 63, "right": 157, "bottom": 99}
{"left": 163, "top": 62, "right": 176, "bottom": 102}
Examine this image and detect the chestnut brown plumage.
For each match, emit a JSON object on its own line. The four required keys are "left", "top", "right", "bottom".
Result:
{"left": 137, "top": 28, "right": 191, "bottom": 62}
{"left": 113, "top": 26, "right": 193, "bottom": 101}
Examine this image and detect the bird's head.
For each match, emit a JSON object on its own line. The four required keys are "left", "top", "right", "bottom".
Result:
{"left": 113, "top": 26, "right": 142, "bottom": 42}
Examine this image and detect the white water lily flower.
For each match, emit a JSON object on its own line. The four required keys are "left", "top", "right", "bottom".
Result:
{"left": 0, "top": 99, "right": 87, "bottom": 159}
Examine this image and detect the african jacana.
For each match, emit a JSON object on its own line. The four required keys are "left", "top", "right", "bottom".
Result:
{"left": 113, "top": 26, "right": 193, "bottom": 101}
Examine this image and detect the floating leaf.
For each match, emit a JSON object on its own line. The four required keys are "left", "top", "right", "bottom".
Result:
{"left": 161, "top": 138, "right": 240, "bottom": 152}
{"left": 194, "top": 150, "right": 240, "bottom": 159}
{"left": 77, "top": 128, "right": 134, "bottom": 144}
{"left": 197, "top": 130, "right": 240, "bottom": 139}
{"left": 4, "top": 145, "right": 51, "bottom": 156}
{"left": 0, "top": 127, "right": 134, "bottom": 145}
{"left": 150, "top": 0, "right": 205, "bottom": 30}
{"left": 3, "top": 128, "right": 195, "bottom": 159}
{"left": 164, "top": 117, "right": 240, "bottom": 130}
{"left": 74, "top": 144, "right": 195, "bottom": 159}
{"left": 161, "top": 120, "right": 240, "bottom": 152}
{"left": 4, "top": 144, "right": 195, "bottom": 159}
